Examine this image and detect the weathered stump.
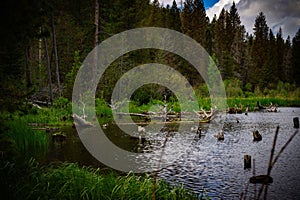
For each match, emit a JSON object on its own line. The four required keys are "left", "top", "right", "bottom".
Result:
{"left": 293, "top": 117, "right": 299, "bottom": 128}
{"left": 216, "top": 131, "right": 224, "bottom": 141}
{"left": 253, "top": 130, "right": 262, "bottom": 141}
{"left": 244, "top": 155, "right": 251, "bottom": 169}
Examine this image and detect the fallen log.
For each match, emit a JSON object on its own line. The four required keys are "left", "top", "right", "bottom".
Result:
{"left": 72, "top": 114, "right": 94, "bottom": 128}
{"left": 28, "top": 123, "right": 49, "bottom": 126}
{"left": 32, "top": 127, "right": 60, "bottom": 132}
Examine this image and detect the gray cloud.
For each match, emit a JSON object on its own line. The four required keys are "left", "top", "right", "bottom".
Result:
{"left": 161, "top": 0, "right": 300, "bottom": 39}
{"left": 236, "top": 0, "right": 300, "bottom": 38}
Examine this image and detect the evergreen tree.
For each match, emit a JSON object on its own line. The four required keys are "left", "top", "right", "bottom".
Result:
{"left": 263, "top": 29, "right": 278, "bottom": 86}
{"left": 251, "top": 12, "right": 269, "bottom": 88}
{"left": 169, "top": 0, "right": 182, "bottom": 31}
{"left": 276, "top": 27, "right": 285, "bottom": 82}
{"left": 292, "top": 28, "right": 300, "bottom": 86}
{"left": 181, "top": 0, "right": 207, "bottom": 45}
{"left": 283, "top": 36, "right": 293, "bottom": 82}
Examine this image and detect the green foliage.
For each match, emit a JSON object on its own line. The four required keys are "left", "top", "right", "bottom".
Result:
{"left": 1, "top": 119, "right": 49, "bottom": 160}
{"left": 95, "top": 98, "right": 112, "bottom": 124}
{"left": 1, "top": 160, "right": 197, "bottom": 200}
{"left": 224, "top": 79, "right": 243, "bottom": 97}
{"left": 65, "top": 50, "right": 81, "bottom": 99}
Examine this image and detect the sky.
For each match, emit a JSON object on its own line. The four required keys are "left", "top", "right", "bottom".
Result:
{"left": 158, "top": 0, "right": 300, "bottom": 39}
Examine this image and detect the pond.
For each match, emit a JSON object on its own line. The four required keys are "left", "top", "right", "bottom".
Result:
{"left": 47, "top": 107, "right": 300, "bottom": 199}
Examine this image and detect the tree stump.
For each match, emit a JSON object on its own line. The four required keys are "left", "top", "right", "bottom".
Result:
{"left": 293, "top": 117, "right": 299, "bottom": 128}
{"left": 250, "top": 175, "right": 273, "bottom": 184}
{"left": 253, "top": 130, "right": 262, "bottom": 141}
{"left": 244, "top": 155, "right": 251, "bottom": 169}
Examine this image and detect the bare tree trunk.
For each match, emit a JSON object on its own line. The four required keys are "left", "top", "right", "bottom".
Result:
{"left": 25, "top": 45, "right": 32, "bottom": 88}
{"left": 38, "top": 27, "right": 43, "bottom": 88}
{"left": 94, "top": 0, "right": 99, "bottom": 48}
{"left": 43, "top": 37, "right": 53, "bottom": 106}
{"left": 93, "top": 0, "right": 99, "bottom": 85}
{"left": 51, "top": 6, "right": 61, "bottom": 97}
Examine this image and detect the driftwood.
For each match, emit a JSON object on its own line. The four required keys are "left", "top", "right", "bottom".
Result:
{"left": 116, "top": 109, "right": 216, "bottom": 123}
{"left": 28, "top": 123, "right": 49, "bottom": 126}
{"left": 72, "top": 114, "right": 94, "bottom": 128}
{"left": 267, "top": 103, "right": 278, "bottom": 112}
{"left": 32, "top": 127, "right": 60, "bottom": 132}
{"left": 30, "top": 100, "right": 53, "bottom": 106}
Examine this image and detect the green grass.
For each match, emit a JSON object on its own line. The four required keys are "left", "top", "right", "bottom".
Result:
{"left": 226, "top": 97, "right": 300, "bottom": 111}
{"left": 28, "top": 163, "right": 196, "bottom": 200}
{"left": 20, "top": 107, "right": 72, "bottom": 125}
{"left": 0, "top": 159, "right": 197, "bottom": 200}
{"left": 1, "top": 119, "right": 49, "bottom": 160}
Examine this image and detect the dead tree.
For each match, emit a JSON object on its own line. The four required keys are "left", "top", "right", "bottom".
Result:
{"left": 43, "top": 37, "right": 53, "bottom": 106}
{"left": 51, "top": 1, "right": 61, "bottom": 97}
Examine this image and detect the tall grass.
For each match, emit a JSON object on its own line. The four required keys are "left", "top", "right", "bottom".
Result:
{"left": 226, "top": 97, "right": 300, "bottom": 111}
{"left": 20, "top": 107, "right": 72, "bottom": 125}
{"left": 2, "top": 119, "right": 49, "bottom": 160}
{"left": 13, "top": 161, "right": 197, "bottom": 200}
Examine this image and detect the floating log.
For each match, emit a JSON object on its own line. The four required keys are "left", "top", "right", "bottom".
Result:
{"left": 253, "top": 130, "right": 262, "bottom": 141}
{"left": 250, "top": 175, "right": 273, "bottom": 184}
{"left": 32, "top": 127, "right": 60, "bottom": 132}
{"left": 28, "top": 123, "right": 49, "bottom": 126}
{"left": 256, "top": 101, "right": 266, "bottom": 110}
{"left": 293, "top": 117, "right": 299, "bottom": 128}
{"left": 267, "top": 106, "right": 277, "bottom": 112}
{"left": 72, "top": 114, "right": 94, "bottom": 128}
{"left": 244, "top": 155, "right": 251, "bottom": 169}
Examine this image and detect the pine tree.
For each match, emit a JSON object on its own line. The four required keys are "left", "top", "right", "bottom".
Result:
{"left": 276, "top": 27, "right": 285, "bottom": 82}
{"left": 263, "top": 29, "right": 278, "bottom": 86}
{"left": 251, "top": 12, "right": 269, "bottom": 88}
{"left": 292, "top": 28, "right": 300, "bottom": 86}
{"left": 283, "top": 36, "right": 293, "bottom": 82}
{"left": 181, "top": 0, "right": 207, "bottom": 45}
{"left": 169, "top": 0, "right": 182, "bottom": 31}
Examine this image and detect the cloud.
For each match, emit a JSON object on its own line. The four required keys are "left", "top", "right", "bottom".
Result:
{"left": 206, "top": 0, "right": 241, "bottom": 19}
{"left": 157, "top": 0, "right": 182, "bottom": 7}
{"left": 207, "top": 0, "right": 300, "bottom": 39}
{"left": 237, "top": 0, "right": 300, "bottom": 38}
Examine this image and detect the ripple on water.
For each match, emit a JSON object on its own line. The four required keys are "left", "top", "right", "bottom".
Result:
{"left": 153, "top": 108, "right": 300, "bottom": 199}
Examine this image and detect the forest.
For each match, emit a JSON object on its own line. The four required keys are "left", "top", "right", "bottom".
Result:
{"left": 0, "top": 0, "right": 300, "bottom": 110}
{"left": 0, "top": 0, "right": 300, "bottom": 199}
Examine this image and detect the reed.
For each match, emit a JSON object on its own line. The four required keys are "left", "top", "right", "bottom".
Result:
{"left": 3, "top": 120, "right": 49, "bottom": 160}
{"left": 18, "top": 162, "right": 197, "bottom": 200}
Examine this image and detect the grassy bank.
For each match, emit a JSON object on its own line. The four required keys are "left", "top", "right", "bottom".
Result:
{"left": 1, "top": 159, "right": 197, "bottom": 200}
{"left": 226, "top": 97, "right": 300, "bottom": 111}
{"left": 11, "top": 96, "right": 300, "bottom": 127}
{"left": 0, "top": 117, "right": 198, "bottom": 200}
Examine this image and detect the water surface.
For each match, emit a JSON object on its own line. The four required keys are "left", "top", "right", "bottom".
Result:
{"left": 48, "top": 107, "right": 300, "bottom": 199}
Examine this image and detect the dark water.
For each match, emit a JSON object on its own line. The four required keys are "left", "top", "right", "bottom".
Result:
{"left": 48, "top": 107, "right": 300, "bottom": 199}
